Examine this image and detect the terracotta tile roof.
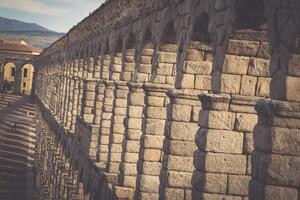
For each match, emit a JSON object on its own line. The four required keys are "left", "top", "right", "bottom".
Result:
{"left": 0, "top": 40, "right": 42, "bottom": 54}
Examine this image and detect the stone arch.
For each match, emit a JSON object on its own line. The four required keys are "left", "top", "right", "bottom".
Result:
{"left": 2, "top": 62, "right": 16, "bottom": 92}
{"left": 235, "top": 0, "right": 266, "bottom": 31}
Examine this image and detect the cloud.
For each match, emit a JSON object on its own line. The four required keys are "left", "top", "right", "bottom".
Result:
{"left": 0, "top": 0, "right": 67, "bottom": 16}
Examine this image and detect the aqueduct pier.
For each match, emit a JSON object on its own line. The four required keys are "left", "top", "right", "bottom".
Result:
{"left": 17, "top": 0, "right": 300, "bottom": 199}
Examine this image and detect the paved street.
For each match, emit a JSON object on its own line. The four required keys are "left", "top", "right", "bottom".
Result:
{"left": 0, "top": 93, "right": 36, "bottom": 200}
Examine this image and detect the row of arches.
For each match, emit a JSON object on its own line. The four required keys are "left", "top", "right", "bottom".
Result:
{"left": 1, "top": 62, "right": 35, "bottom": 95}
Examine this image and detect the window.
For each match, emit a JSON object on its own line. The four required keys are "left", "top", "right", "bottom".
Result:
{"left": 23, "top": 68, "right": 28, "bottom": 78}
{"left": 23, "top": 82, "right": 26, "bottom": 87}
{"left": 11, "top": 68, "right": 15, "bottom": 77}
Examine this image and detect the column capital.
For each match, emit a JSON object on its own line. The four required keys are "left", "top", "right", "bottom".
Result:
{"left": 198, "top": 93, "right": 231, "bottom": 111}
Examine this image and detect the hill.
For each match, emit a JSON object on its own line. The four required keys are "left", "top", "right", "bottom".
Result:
{"left": 0, "top": 17, "right": 64, "bottom": 49}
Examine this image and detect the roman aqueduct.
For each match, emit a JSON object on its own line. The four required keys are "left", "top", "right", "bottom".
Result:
{"left": 28, "top": 0, "right": 300, "bottom": 199}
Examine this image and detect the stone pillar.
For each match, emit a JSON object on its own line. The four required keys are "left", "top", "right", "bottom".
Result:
{"left": 101, "top": 54, "right": 111, "bottom": 80}
{"left": 118, "top": 82, "right": 144, "bottom": 195}
{"left": 93, "top": 80, "right": 105, "bottom": 125}
{"left": 121, "top": 49, "right": 135, "bottom": 82}
{"left": 107, "top": 81, "right": 129, "bottom": 176}
{"left": 82, "top": 79, "right": 97, "bottom": 124}
{"left": 250, "top": 100, "right": 300, "bottom": 200}
{"left": 193, "top": 94, "right": 255, "bottom": 199}
{"left": 66, "top": 63, "right": 75, "bottom": 129}
{"left": 13, "top": 63, "right": 22, "bottom": 95}
{"left": 111, "top": 53, "right": 122, "bottom": 80}
{"left": 77, "top": 59, "right": 84, "bottom": 119}
{"left": 136, "top": 83, "right": 172, "bottom": 200}
{"left": 162, "top": 89, "right": 199, "bottom": 199}
{"left": 97, "top": 81, "right": 115, "bottom": 170}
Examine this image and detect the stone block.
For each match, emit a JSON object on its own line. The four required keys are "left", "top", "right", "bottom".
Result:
{"left": 180, "top": 74, "right": 195, "bottom": 89}
{"left": 286, "top": 76, "right": 300, "bottom": 101}
{"left": 227, "top": 39, "right": 260, "bottom": 56}
{"left": 145, "top": 119, "right": 165, "bottom": 135}
{"left": 220, "top": 73, "right": 241, "bottom": 94}
{"left": 234, "top": 113, "right": 258, "bottom": 132}
{"left": 167, "top": 171, "right": 193, "bottom": 188}
{"left": 194, "top": 151, "right": 247, "bottom": 174}
{"left": 199, "top": 110, "right": 235, "bottom": 130}
{"left": 146, "top": 106, "right": 166, "bottom": 119}
{"left": 146, "top": 96, "right": 165, "bottom": 107}
{"left": 169, "top": 104, "right": 192, "bottom": 122}
{"left": 248, "top": 58, "right": 270, "bottom": 77}
{"left": 158, "top": 52, "right": 177, "bottom": 63}
{"left": 243, "top": 133, "right": 254, "bottom": 154}
{"left": 142, "top": 148, "right": 162, "bottom": 161}
{"left": 115, "top": 98, "right": 127, "bottom": 107}
{"left": 129, "top": 93, "right": 144, "bottom": 106}
{"left": 185, "top": 49, "right": 204, "bottom": 61}
{"left": 127, "top": 130, "right": 142, "bottom": 140}
{"left": 122, "top": 163, "right": 137, "bottom": 176}
{"left": 256, "top": 77, "right": 271, "bottom": 97}
{"left": 140, "top": 56, "right": 152, "bottom": 64}
{"left": 128, "top": 106, "right": 144, "bottom": 118}
{"left": 256, "top": 153, "right": 300, "bottom": 187}
{"left": 125, "top": 140, "right": 140, "bottom": 153}
{"left": 166, "top": 140, "right": 197, "bottom": 156}
{"left": 143, "top": 135, "right": 164, "bottom": 149}
{"left": 168, "top": 121, "right": 198, "bottom": 141}
{"left": 140, "top": 64, "right": 152, "bottom": 73}
{"left": 196, "top": 129, "right": 244, "bottom": 154}
{"left": 163, "top": 155, "right": 194, "bottom": 172}
{"left": 152, "top": 75, "right": 166, "bottom": 84}
{"left": 265, "top": 185, "right": 298, "bottom": 200}
{"left": 127, "top": 118, "right": 142, "bottom": 129}
{"left": 228, "top": 175, "right": 251, "bottom": 196}
{"left": 140, "top": 175, "right": 160, "bottom": 192}
{"left": 240, "top": 75, "right": 257, "bottom": 96}
{"left": 114, "top": 186, "right": 134, "bottom": 199}
{"left": 195, "top": 75, "right": 212, "bottom": 90}
{"left": 123, "top": 175, "right": 136, "bottom": 188}
{"left": 124, "top": 152, "right": 139, "bottom": 163}
{"left": 139, "top": 192, "right": 159, "bottom": 200}
{"left": 183, "top": 61, "right": 212, "bottom": 75}
{"left": 192, "top": 172, "right": 227, "bottom": 193}
{"left": 164, "top": 188, "right": 184, "bottom": 200}
{"left": 191, "top": 106, "right": 201, "bottom": 123}
{"left": 222, "top": 55, "right": 249, "bottom": 75}
{"left": 138, "top": 161, "right": 162, "bottom": 175}
{"left": 157, "top": 63, "right": 174, "bottom": 75}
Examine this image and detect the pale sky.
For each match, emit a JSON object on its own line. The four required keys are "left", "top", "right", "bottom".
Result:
{"left": 0, "top": 0, "right": 106, "bottom": 33}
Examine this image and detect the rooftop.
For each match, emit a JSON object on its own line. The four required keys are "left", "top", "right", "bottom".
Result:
{"left": 0, "top": 40, "right": 42, "bottom": 55}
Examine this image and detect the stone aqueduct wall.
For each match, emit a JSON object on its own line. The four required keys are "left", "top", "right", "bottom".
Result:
{"left": 33, "top": 0, "right": 300, "bottom": 199}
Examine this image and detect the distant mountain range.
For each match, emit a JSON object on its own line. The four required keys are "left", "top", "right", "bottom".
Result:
{"left": 0, "top": 17, "right": 64, "bottom": 49}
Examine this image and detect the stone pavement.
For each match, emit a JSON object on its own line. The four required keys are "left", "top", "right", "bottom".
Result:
{"left": 0, "top": 93, "right": 36, "bottom": 200}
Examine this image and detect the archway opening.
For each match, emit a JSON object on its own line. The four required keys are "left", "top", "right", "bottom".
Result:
{"left": 235, "top": 0, "right": 266, "bottom": 30}
{"left": 180, "top": 13, "right": 213, "bottom": 90}
{"left": 2, "top": 62, "right": 16, "bottom": 93}
{"left": 21, "top": 64, "right": 34, "bottom": 95}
